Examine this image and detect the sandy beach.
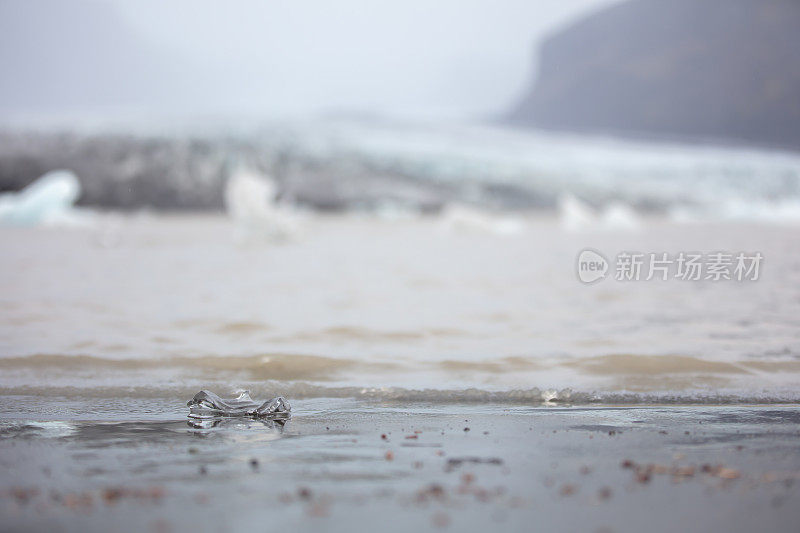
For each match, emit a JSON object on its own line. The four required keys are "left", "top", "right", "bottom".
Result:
{"left": 1, "top": 400, "right": 799, "bottom": 532}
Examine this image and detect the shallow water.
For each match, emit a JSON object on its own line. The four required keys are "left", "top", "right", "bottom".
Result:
{"left": 0, "top": 214, "right": 798, "bottom": 403}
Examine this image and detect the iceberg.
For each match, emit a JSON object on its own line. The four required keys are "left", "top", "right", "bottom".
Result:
{"left": 0, "top": 170, "right": 89, "bottom": 227}
{"left": 558, "top": 193, "right": 596, "bottom": 232}
{"left": 224, "top": 167, "right": 301, "bottom": 243}
{"left": 601, "top": 201, "right": 642, "bottom": 231}
{"left": 558, "top": 193, "right": 641, "bottom": 232}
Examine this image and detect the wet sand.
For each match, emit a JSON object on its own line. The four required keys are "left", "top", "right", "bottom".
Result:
{"left": 1, "top": 400, "right": 799, "bottom": 532}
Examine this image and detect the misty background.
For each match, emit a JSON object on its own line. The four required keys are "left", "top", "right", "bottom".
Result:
{"left": 1, "top": 0, "right": 799, "bottom": 218}
{"left": 0, "top": 0, "right": 618, "bottom": 121}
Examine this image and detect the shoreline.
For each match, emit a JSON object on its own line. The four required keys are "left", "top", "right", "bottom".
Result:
{"left": 1, "top": 401, "right": 799, "bottom": 532}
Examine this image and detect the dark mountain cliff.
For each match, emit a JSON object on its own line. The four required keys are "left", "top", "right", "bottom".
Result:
{"left": 509, "top": 0, "right": 800, "bottom": 150}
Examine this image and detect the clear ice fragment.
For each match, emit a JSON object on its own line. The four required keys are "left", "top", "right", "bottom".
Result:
{"left": 187, "top": 390, "right": 291, "bottom": 419}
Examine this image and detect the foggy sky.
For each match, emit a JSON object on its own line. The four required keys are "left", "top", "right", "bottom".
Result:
{"left": 1, "top": 0, "right": 619, "bottom": 120}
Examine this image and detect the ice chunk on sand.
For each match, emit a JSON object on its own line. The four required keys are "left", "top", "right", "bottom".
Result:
{"left": 224, "top": 167, "right": 301, "bottom": 243}
{"left": 0, "top": 170, "right": 89, "bottom": 227}
{"left": 187, "top": 390, "right": 291, "bottom": 419}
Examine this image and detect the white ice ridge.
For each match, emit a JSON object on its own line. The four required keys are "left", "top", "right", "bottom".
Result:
{"left": 0, "top": 170, "right": 90, "bottom": 227}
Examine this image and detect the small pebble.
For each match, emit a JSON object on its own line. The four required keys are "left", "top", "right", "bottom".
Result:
{"left": 559, "top": 484, "right": 577, "bottom": 496}
{"left": 717, "top": 467, "right": 740, "bottom": 479}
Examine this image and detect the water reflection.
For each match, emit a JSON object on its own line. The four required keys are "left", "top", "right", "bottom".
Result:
{"left": 187, "top": 416, "right": 288, "bottom": 431}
